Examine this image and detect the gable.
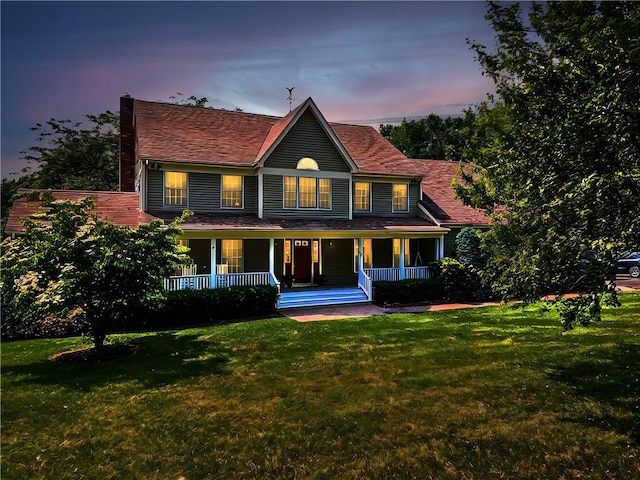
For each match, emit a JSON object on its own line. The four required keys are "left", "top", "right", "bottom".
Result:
{"left": 262, "top": 109, "right": 352, "bottom": 173}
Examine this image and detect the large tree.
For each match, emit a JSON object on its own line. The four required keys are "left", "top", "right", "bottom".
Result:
{"left": 0, "top": 194, "right": 189, "bottom": 349}
{"left": 380, "top": 113, "right": 475, "bottom": 160}
{"left": 455, "top": 1, "right": 640, "bottom": 328}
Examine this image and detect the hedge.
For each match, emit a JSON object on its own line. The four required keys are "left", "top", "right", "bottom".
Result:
{"left": 373, "top": 278, "right": 442, "bottom": 306}
{"left": 2, "top": 285, "right": 280, "bottom": 341}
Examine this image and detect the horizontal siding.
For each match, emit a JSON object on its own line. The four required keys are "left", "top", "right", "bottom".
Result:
{"left": 355, "top": 181, "right": 420, "bottom": 217}
{"left": 321, "top": 239, "right": 358, "bottom": 287}
{"left": 145, "top": 168, "right": 257, "bottom": 215}
{"left": 262, "top": 174, "right": 349, "bottom": 219}
{"left": 189, "top": 172, "right": 219, "bottom": 212}
{"left": 265, "top": 110, "right": 351, "bottom": 172}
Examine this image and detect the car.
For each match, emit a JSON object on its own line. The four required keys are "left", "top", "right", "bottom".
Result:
{"left": 617, "top": 252, "right": 640, "bottom": 278}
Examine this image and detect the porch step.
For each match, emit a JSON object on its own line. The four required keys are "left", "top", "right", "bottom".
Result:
{"left": 278, "top": 287, "right": 369, "bottom": 309}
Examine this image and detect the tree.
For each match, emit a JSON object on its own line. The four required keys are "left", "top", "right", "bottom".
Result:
{"left": 380, "top": 113, "right": 475, "bottom": 160}
{"left": 454, "top": 1, "right": 640, "bottom": 328}
{"left": 0, "top": 194, "right": 190, "bottom": 349}
{"left": 455, "top": 227, "right": 491, "bottom": 301}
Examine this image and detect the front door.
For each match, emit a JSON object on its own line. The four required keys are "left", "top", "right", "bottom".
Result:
{"left": 293, "top": 240, "right": 312, "bottom": 283}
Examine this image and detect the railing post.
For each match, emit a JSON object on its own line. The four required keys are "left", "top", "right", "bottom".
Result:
{"left": 399, "top": 237, "right": 406, "bottom": 280}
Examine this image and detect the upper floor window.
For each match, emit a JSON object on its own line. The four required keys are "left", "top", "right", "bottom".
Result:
{"left": 392, "top": 183, "right": 409, "bottom": 212}
{"left": 284, "top": 176, "right": 331, "bottom": 209}
{"left": 222, "top": 175, "right": 243, "bottom": 208}
{"left": 354, "top": 182, "right": 370, "bottom": 211}
{"left": 297, "top": 157, "right": 319, "bottom": 171}
{"left": 164, "top": 171, "right": 187, "bottom": 206}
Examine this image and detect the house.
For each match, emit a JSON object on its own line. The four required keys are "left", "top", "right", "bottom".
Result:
{"left": 6, "top": 96, "right": 489, "bottom": 307}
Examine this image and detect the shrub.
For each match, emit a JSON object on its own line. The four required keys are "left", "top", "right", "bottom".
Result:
{"left": 373, "top": 278, "right": 442, "bottom": 306}
{"left": 455, "top": 227, "right": 493, "bottom": 301}
{"left": 430, "top": 258, "right": 472, "bottom": 302}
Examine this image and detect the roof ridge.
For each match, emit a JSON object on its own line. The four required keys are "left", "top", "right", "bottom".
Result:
{"left": 132, "top": 98, "right": 284, "bottom": 120}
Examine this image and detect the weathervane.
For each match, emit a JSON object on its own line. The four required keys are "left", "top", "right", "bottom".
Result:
{"left": 286, "top": 87, "right": 295, "bottom": 112}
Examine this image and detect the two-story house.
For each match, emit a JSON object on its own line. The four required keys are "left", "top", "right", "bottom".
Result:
{"left": 7, "top": 96, "right": 489, "bottom": 308}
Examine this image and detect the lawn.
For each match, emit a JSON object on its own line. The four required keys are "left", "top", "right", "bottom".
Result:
{"left": 2, "top": 293, "right": 639, "bottom": 480}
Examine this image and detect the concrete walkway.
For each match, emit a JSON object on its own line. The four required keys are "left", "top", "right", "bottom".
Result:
{"left": 282, "top": 279, "right": 639, "bottom": 323}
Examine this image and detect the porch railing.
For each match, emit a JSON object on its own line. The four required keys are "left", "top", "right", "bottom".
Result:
{"left": 405, "top": 266, "right": 432, "bottom": 279}
{"left": 164, "top": 272, "right": 274, "bottom": 291}
{"left": 358, "top": 269, "right": 373, "bottom": 300}
{"left": 362, "top": 267, "right": 431, "bottom": 282}
{"left": 215, "top": 272, "right": 272, "bottom": 288}
{"left": 164, "top": 274, "right": 211, "bottom": 291}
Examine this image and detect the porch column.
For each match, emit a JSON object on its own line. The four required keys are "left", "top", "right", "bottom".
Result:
{"left": 437, "top": 236, "right": 445, "bottom": 260}
{"left": 358, "top": 237, "right": 364, "bottom": 272}
{"left": 399, "top": 237, "right": 406, "bottom": 280}
{"left": 269, "top": 238, "right": 275, "bottom": 280}
{"left": 210, "top": 238, "right": 217, "bottom": 288}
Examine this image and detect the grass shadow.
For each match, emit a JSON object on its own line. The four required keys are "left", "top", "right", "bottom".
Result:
{"left": 547, "top": 343, "right": 640, "bottom": 444}
{"left": 2, "top": 332, "right": 232, "bottom": 392}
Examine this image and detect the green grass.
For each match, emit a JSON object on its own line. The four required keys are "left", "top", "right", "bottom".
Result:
{"left": 2, "top": 293, "right": 640, "bottom": 479}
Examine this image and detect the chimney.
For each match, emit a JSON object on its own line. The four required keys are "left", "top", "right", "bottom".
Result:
{"left": 119, "top": 96, "right": 135, "bottom": 192}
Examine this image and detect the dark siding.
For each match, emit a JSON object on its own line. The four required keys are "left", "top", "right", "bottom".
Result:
{"left": 189, "top": 239, "right": 211, "bottom": 275}
{"left": 356, "top": 181, "right": 420, "bottom": 217}
{"left": 444, "top": 228, "right": 462, "bottom": 257}
{"left": 244, "top": 175, "right": 258, "bottom": 215}
{"left": 244, "top": 239, "right": 269, "bottom": 272}
{"left": 274, "top": 241, "right": 284, "bottom": 280}
{"left": 147, "top": 169, "right": 164, "bottom": 211}
{"left": 264, "top": 110, "right": 351, "bottom": 172}
{"left": 262, "top": 174, "right": 349, "bottom": 219}
{"left": 189, "top": 172, "right": 219, "bottom": 212}
{"left": 321, "top": 239, "right": 357, "bottom": 286}
{"left": 372, "top": 239, "right": 393, "bottom": 268}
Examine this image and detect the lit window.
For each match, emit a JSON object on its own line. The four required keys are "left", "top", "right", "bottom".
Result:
{"left": 319, "top": 179, "right": 331, "bottom": 209}
{"left": 299, "top": 177, "right": 317, "bottom": 208}
{"left": 312, "top": 240, "right": 319, "bottom": 263}
{"left": 393, "top": 239, "right": 410, "bottom": 267}
{"left": 221, "top": 239, "right": 243, "bottom": 274}
{"left": 354, "top": 182, "right": 370, "bottom": 211}
{"left": 354, "top": 238, "right": 373, "bottom": 271}
{"left": 296, "top": 157, "right": 319, "bottom": 171}
{"left": 284, "top": 240, "right": 291, "bottom": 264}
{"left": 164, "top": 172, "right": 187, "bottom": 206}
{"left": 283, "top": 177, "right": 331, "bottom": 209}
{"left": 222, "top": 175, "right": 243, "bottom": 208}
{"left": 392, "top": 184, "right": 408, "bottom": 212}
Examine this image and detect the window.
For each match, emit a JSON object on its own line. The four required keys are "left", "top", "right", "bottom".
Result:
{"left": 299, "top": 177, "right": 317, "bottom": 208}
{"left": 221, "top": 239, "right": 243, "bottom": 273}
{"left": 354, "top": 182, "right": 370, "bottom": 211}
{"left": 319, "top": 178, "right": 331, "bottom": 209}
{"left": 164, "top": 172, "right": 187, "bottom": 206}
{"left": 222, "top": 175, "right": 243, "bottom": 208}
{"left": 312, "top": 240, "right": 319, "bottom": 263}
{"left": 284, "top": 240, "right": 291, "bottom": 264}
{"left": 354, "top": 238, "right": 373, "bottom": 271}
{"left": 392, "top": 184, "right": 409, "bottom": 212}
{"left": 393, "top": 239, "right": 410, "bottom": 267}
{"left": 283, "top": 177, "right": 331, "bottom": 209}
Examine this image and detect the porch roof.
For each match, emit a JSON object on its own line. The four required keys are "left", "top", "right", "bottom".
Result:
{"left": 150, "top": 212, "right": 448, "bottom": 236}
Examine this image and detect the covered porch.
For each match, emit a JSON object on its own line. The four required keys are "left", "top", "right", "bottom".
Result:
{"left": 164, "top": 228, "right": 448, "bottom": 306}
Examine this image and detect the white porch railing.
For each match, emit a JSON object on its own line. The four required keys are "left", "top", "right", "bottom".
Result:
{"left": 358, "top": 269, "right": 373, "bottom": 300}
{"left": 215, "top": 272, "right": 272, "bottom": 288}
{"left": 164, "top": 274, "right": 211, "bottom": 291}
{"left": 164, "top": 272, "right": 276, "bottom": 291}
{"left": 405, "top": 266, "right": 432, "bottom": 279}
{"left": 362, "top": 266, "right": 431, "bottom": 282}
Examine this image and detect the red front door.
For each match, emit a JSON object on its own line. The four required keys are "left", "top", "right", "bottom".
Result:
{"left": 293, "top": 240, "right": 312, "bottom": 283}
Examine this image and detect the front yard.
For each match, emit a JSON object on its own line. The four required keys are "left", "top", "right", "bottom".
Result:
{"left": 2, "top": 293, "right": 639, "bottom": 479}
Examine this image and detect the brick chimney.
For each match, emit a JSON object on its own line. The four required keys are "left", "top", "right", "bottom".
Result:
{"left": 119, "top": 96, "right": 135, "bottom": 192}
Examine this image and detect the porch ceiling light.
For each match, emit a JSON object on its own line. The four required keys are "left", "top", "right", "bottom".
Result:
{"left": 297, "top": 157, "right": 319, "bottom": 171}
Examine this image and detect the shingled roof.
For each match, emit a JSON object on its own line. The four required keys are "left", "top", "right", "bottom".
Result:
{"left": 132, "top": 98, "right": 419, "bottom": 177}
{"left": 411, "top": 159, "right": 491, "bottom": 226}
{"left": 5, "top": 189, "right": 156, "bottom": 234}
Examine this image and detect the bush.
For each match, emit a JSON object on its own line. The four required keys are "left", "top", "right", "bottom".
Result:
{"left": 2, "top": 285, "right": 280, "bottom": 341}
{"left": 455, "top": 227, "right": 492, "bottom": 301}
{"left": 429, "top": 258, "right": 472, "bottom": 302}
{"left": 373, "top": 278, "right": 442, "bottom": 306}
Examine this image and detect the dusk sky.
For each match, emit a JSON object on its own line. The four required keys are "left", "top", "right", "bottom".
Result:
{"left": 1, "top": 1, "right": 498, "bottom": 178}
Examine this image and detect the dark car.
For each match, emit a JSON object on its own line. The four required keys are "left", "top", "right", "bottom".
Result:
{"left": 617, "top": 252, "right": 640, "bottom": 278}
